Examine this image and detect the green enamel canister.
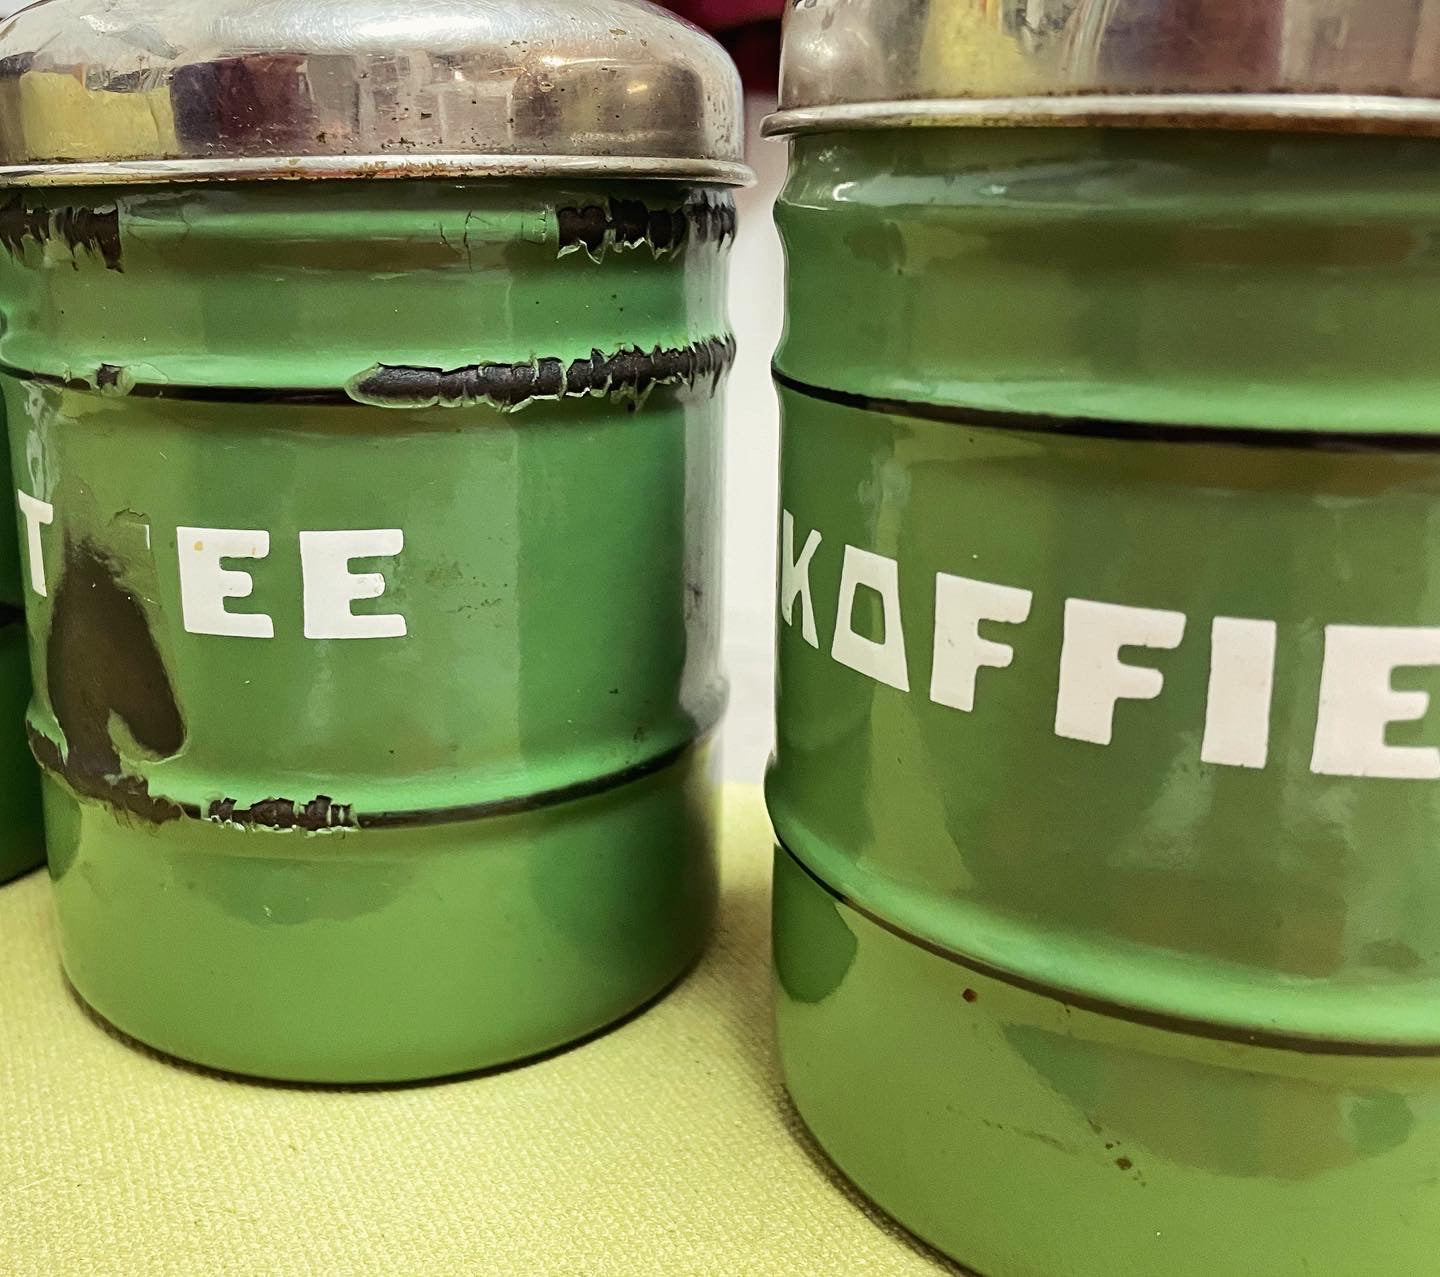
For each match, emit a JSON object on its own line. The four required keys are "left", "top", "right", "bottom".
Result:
{"left": 767, "top": 1, "right": 1440, "bottom": 1271}
{"left": 0, "top": 0, "right": 748, "bottom": 1082}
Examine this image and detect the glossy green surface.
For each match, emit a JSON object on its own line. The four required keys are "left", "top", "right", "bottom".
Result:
{"left": 2, "top": 179, "right": 730, "bottom": 1080}
{"left": 50, "top": 751, "right": 715, "bottom": 1082}
{"left": 770, "top": 129, "right": 1440, "bottom": 1272}
{"left": 774, "top": 849, "right": 1440, "bottom": 1277}
{"left": 778, "top": 129, "right": 1440, "bottom": 435}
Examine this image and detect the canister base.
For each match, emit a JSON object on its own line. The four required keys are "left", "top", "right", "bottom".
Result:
{"left": 47, "top": 750, "right": 716, "bottom": 1083}
{"left": 773, "top": 844, "right": 1440, "bottom": 1277}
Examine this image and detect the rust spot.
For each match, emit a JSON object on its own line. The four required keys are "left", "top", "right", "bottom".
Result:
{"left": 0, "top": 194, "right": 122, "bottom": 271}
{"left": 347, "top": 334, "right": 736, "bottom": 411}
{"left": 207, "top": 795, "right": 356, "bottom": 831}
{"left": 29, "top": 727, "right": 182, "bottom": 825}
{"left": 92, "top": 363, "right": 137, "bottom": 396}
{"left": 962, "top": 987, "right": 978, "bottom": 1003}
{"left": 556, "top": 192, "right": 736, "bottom": 260}
{"left": 35, "top": 539, "right": 185, "bottom": 822}
{"left": 1116, "top": 1156, "right": 1134, "bottom": 1171}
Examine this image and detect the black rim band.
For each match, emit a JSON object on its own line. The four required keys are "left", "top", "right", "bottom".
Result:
{"left": 34, "top": 734, "right": 709, "bottom": 832}
{"left": 0, "top": 337, "right": 737, "bottom": 410}
{"left": 778, "top": 838, "right": 1440, "bottom": 1058}
{"left": 773, "top": 367, "right": 1440, "bottom": 454}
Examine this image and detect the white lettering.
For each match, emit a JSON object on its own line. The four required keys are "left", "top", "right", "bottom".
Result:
{"left": 831, "top": 546, "right": 909, "bottom": 691}
{"left": 178, "top": 527, "right": 273, "bottom": 639}
{"left": 930, "top": 573, "right": 1032, "bottom": 712}
{"left": 1055, "top": 599, "right": 1186, "bottom": 745}
{"left": 1202, "top": 617, "right": 1277, "bottom": 769}
{"left": 780, "top": 511, "right": 822, "bottom": 648}
{"left": 15, "top": 489, "right": 52, "bottom": 598}
{"left": 300, "top": 529, "right": 406, "bottom": 640}
{"left": 1311, "top": 626, "right": 1440, "bottom": 779}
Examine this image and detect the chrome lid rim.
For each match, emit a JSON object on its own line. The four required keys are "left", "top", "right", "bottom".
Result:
{"left": 0, "top": 153, "right": 757, "bottom": 188}
{"left": 763, "top": 93, "right": 1440, "bottom": 139}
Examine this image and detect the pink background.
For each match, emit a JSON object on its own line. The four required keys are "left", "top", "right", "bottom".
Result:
{"left": 663, "top": 0, "right": 784, "bottom": 31}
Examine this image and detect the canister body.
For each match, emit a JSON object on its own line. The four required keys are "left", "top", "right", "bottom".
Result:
{"left": 1, "top": 179, "right": 732, "bottom": 1081}
{"left": 770, "top": 128, "right": 1440, "bottom": 1275}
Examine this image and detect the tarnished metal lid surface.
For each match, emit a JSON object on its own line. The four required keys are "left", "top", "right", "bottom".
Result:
{"left": 767, "top": 0, "right": 1440, "bottom": 137}
{"left": 0, "top": 0, "right": 750, "bottom": 185}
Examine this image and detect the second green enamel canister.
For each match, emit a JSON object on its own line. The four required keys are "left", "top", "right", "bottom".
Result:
{"left": 0, "top": 0, "right": 747, "bottom": 1082}
{"left": 0, "top": 423, "right": 42, "bottom": 884}
{"left": 768, "top": 1, "right": 1440, "bottom": 1272}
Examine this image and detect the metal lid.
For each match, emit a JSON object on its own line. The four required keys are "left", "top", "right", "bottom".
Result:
{"left": 766, "top": 0, "right": 1440, "bottom": 138}
{"left": 0, "top": 0, "right": 750, "bottom": 186}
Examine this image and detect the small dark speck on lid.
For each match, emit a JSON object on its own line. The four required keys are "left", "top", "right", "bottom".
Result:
{"left": 1116, "top": 1157, "right": 1133, "bottom": 1171}
{"left": 962, "top": 988, "right": 978, "bottom": 1003}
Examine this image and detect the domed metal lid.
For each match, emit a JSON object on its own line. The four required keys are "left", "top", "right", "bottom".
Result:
{"left": 0, "top": 0, "right": 750, "bottom": 185}
{"left": 766, "top": 0, "right": 1440, "bottom": 138}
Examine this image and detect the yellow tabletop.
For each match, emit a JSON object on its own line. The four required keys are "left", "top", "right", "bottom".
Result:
{"left": 0, "top": 786, "right": 955, "bottom": 1276}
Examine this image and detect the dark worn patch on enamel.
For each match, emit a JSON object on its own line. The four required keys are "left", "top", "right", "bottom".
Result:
{"left": 207, "top": 794, "right": 357, "bottom": 831}
{"left": 347, "top": 334, "right": 736, "bottom": 410}
{"left": 34, "top": 539, "right": 185, "bottom": 821}
{"left": 0, "top": 194, "right": 122, "bottom": 271}
{"left": 556, "top": 192, "right": 736, "bottom": 260}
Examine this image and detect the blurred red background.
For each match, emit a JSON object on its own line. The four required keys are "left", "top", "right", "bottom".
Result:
{"left": 663, "top": 0, "right": 783, "bottom": 25}
{"left": 660, "top": 0, "right": 783, "bottom": 89}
